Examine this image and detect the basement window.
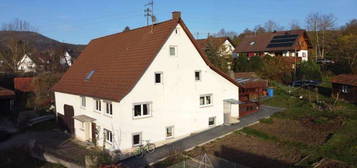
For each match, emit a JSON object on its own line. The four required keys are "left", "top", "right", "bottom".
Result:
{"left": 132, "top": 133, "right": 142, "bottom": 146}
{"left": 209, "top": 117, "right": 216, "bottom": 126}
{"left": 85, "top": 70, "right": 95, "bottom": 80}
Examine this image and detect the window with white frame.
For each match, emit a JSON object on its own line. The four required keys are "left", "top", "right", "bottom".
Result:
{"left": 155, "top": 72, "right": 162, "bottom": 84}
{"left": 104, "top": 129, "right": 113, "bottom": 143}
{"left": 132, "top": 133, "right": 142, "bottom": 146}
{"left": 166, "top": 126, "right": 174, "bottom": 138}
{"left": 200, "top": 94, "right": 212, "bottom": 106}
{"left": 106, "top": 102, "right": 113, "bottom": 115}
{"left": 342, "top": 85, "right": 349, "bottom": 93}
{"left": 81, "top": 96, "right": 86, "bottom": 107}
{"left": 95, "top": 99, "right": 101, "bottom": 111}
{"left": 133, "top": 103, "right": 151, "bottom": 118}
{"left": 209, "top": 117, "right": 216, "bottom": 126}
{"left": 169, "top": 46, "right": 177, "bottom": 56}
{"left": 195, "top": 71, "right": 201, "bottom": 81}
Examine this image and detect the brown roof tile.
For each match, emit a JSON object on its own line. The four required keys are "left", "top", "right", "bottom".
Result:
{"left": 53, "top": 17, "right": 239, "bottom": 101}
{"left": 14, "top": 77, "right": 34, "bottom": 92}
{"left": 332, "top": 74, "right": 357, "bottom": 86}
{"left": 234, "top": 30, "right": 310, "bottom": 53}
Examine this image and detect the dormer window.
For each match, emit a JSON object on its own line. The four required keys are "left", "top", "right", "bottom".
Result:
{"left": 249, "top": 42, "right": 256, "bottom": 46}
{"left": 85, "top": 70, "right": 95, "bottom": 80}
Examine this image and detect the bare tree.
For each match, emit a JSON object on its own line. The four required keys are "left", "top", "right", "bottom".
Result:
{"left": 0, "top": 39, "right": 31, "bottom": 73}
{"left": 1, "top": 18, "right": 38, "bottom": 32}
{"left": 254, "top": 25, "right": 266, "bottom": 34}
{"left": 319, "top": 14, "right": 336, "bottom": 58}
{"left": 306, "top": 13, "right": 336, "bottom": 60}
{"left": 289, "top": 20, "right": 301, "bottom": 30}
{"left": 214, "top": 28, "right": 238, "bottom": 38}
{"left": 264, "top": 20, "right": 283, "bottom": 32}
{"left": 306, "top": 13, "right": 322, "bottom": 61}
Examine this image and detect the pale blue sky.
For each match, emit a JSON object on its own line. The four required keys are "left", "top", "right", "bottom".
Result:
{"left": 1, "top": 0, "right": 356, "bottom": 44}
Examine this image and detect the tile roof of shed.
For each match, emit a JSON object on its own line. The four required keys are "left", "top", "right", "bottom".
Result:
{"left": 332, "top": 74, "right": 357, "bottom": 86}
{"left": 53, "top": 16, "right": 240, "bottom": 101}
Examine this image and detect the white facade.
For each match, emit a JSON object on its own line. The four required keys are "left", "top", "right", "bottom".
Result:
{"left": 18, "top": 54, "right": 36, "bottom": 72}
{"left": 54, "top": 24, "right": 239, "bottom": 153}
{"left": 60, "top": 51, "right": 72, "bottom": 66}
{"left": 282, "top": 50, "right": 308, "bottom": 61}
{"left": 220, "top": 40, "right": 235, "bottom": 56}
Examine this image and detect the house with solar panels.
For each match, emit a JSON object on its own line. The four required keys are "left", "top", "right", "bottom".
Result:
{"left": 234, "top": 30, "right": 312, "bottom": 61}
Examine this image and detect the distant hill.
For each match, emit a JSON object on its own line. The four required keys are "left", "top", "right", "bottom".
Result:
{"left": 0, "top": 31, "right": 86, "bottom": 58}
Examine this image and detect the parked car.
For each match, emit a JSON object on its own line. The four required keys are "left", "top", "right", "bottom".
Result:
{"left": 317, "top": 58, "right": 335, "bottom": 64}
{"left": 292, "top": 80, "right": 321, "bottom": 88}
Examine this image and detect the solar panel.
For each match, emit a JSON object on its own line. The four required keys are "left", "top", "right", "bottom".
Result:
{"left": 267, "top": 34, "right": 299, "bottom": 48}
{"left": 267, "top": 42, "right": 294, "bottom": 48}
{"left": 272, "top": 34, "right": 299, "bottom": 39}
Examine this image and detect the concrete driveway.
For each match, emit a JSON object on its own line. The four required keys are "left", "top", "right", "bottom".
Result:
{"left": 120, "top": 105, "right": 285, "bottom": 168}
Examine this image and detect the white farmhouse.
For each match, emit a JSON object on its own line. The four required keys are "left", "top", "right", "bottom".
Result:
{"left": 17, "top": 54, "right": 36, "bottom": 72}
{"left": 53, "top": 12, "right": 240, "bottom": 154}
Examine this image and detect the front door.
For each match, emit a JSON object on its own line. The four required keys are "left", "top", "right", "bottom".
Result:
{"left": 223, "top": 101, "right": 231, "bottom": 125}
{"left": 63, "top": 105, "right": 75, "bottom": 134}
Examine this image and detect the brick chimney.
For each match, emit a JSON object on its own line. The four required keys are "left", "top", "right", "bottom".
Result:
{"left": 172, "top": 11, "right": 181, "bottom": 20}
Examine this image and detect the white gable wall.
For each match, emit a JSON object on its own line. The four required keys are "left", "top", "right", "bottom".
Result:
{"left": 18, "top": 54, "right": 36, "bottom": 72}
{"left": 116, "top": 24, "right": 238, "bottom": 150}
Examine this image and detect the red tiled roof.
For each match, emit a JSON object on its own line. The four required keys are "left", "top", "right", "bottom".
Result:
{"left": 53, "top": 16, "right": 240, "bottom": 101}
{"left": 332, "top": 74, "right": 357, "bottom": 86}
{"left": 14, "top": 77, "right": 34, "bottom": 92}
{"left": 234, "top": 30, "right": 311, "bottom": 53}
{"left": 196, "top": 37, "right": 233, "bottom": 51}
{"left": 235, "top": 72, "right": 268, "bottom": 89}
{"left": 0, "top": 87, "right": 15, "bottom": 98}
{"left": 235, "top": 72, "right": 258, "bottom": 79}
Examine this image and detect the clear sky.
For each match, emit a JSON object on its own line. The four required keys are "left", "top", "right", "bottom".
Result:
{"left": 1, "top": 0, "right": 356, "bottom": 44}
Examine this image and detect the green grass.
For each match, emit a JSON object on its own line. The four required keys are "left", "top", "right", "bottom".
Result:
{"left": 239, "top": 127, "right": 278, "bottom": 141}
{"left": 259, "top": 118, "right": 273, "bottom": 124}
{"left": 262, "top": 80, "right": 357, "bottom": 166}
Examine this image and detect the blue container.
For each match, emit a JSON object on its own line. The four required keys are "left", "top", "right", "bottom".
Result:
{"left": 267, "top": 88, "right": 274, "bottom": 97}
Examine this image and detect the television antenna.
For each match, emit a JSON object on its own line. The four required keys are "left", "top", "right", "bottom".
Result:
{"left": 144, "top": 0, "right": 156, "bottom": 25}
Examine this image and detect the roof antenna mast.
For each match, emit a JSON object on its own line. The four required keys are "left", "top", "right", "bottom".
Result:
{"left": 144, "top": 0, "right": 156, "bottom": 26}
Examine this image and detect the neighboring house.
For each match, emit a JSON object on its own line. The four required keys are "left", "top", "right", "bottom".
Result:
{"left": 17, "top": 54, "right": 37, "bottom": 72}
{"left": 197, "top": 37, "right": 235, "bottom": 70}
{"left": 331, "top": 74, "right": 357, "bottom": 103}
{"left": 60, "top": 51, "right": 73, "bottom": 66}
{"left": 234, "top": 30, "right": 312, "bottom": 61}
{"left": 53, "top": 12, "right": 240, "bottom": 153}
{"left": 17, "top": 51, "right": 73, "bottom": 73}
{"left": 235, "top": 72, "right": 268, "bottom": 117}
{"left": 197, "top": 37, "right": 235, "bottom": 56}
{"left": 0, "top": 87, "right": 15, "bottom": 114}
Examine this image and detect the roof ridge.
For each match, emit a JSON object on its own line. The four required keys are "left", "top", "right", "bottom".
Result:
{"left": 92, "top": 19, "right": 177, "bottom": 41}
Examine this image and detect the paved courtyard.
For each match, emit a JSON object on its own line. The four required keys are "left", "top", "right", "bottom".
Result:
{"left": 120, "top": 105, "right": 284, "bottom": 168}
